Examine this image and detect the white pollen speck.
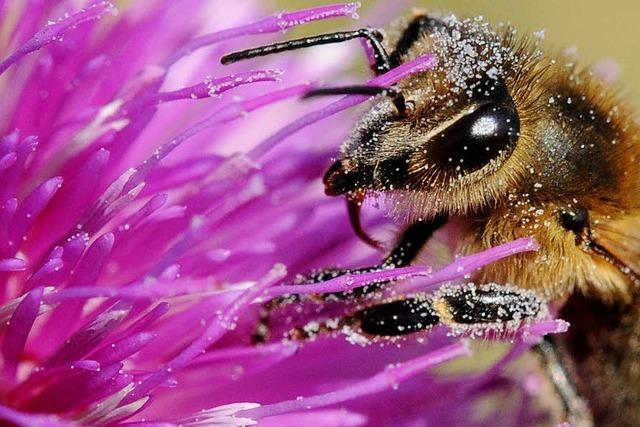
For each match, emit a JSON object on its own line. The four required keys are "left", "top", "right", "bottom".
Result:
{"left": 471, "top": 116, "right": 498, "bottom": 136}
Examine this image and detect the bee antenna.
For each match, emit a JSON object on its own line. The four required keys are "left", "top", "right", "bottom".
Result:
{"left": 221, "top": 28, "right": 391, "bottom": 75}
{"left": 347, "top": 192, "right": 384, "bottom": 250}
{"left": 303, "top": 85, "right": 407, "bottom": 114}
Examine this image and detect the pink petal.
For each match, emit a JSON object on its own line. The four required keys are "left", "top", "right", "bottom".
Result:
{"left": 0, "top": 2, "right": 117, "bottom": 75}
{"left": 46, "top": 302, "right": 132, "bottom": 367}
{"left": 122, "top": 264, "right": 287, "bottom": 405}
{"left": 0, "top": 257, "right": 26, "bottom": 272}
{"left": 241, "top": 341, "right": 470, "bottom": 419}
{"left": 90, "top": 332, "right": 155, "bottom": 365}
{"left": 9, "top": 176, "right": 63, "bottom": 249}
{"left": 123, "top": 69, "right": 284, "bottom": 114}
{"left": 2, "top": 287, "right": 43, "bottom": 379}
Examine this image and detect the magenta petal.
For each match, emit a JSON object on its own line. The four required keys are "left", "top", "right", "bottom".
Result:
{"left": 265, "top": 265, "right": 430, "bottom": 300}
{"left": 267, "top": 238, "right": 539, "bottom": 300}
{"left": 124, "top": 69, "right": 284, "bottom": 114}
{"left": 9, "top": 176, "right": 63, "bottom": 249}
{"left": 272, "top": 2, "right": 361, "bottom": 29}
{"left": 0, "top": 152, "right": 17, "bottom": 171}
{"left": 400, "top": 237, "right": 539, "bottom": 293}
{"left": 121, "top": 83, "right": 312, "bottom": 194}
{"left": 260, "top": 409, "right": 367, "bottom": 427}
{"left": 2, "top": 287, "right": 43, "bottom": 379}
{"left": 121, "top": 423, "right": 176, "bottom": 427}
{"left": 0, "top": 135, "right": 37, "bottom": 204}
{"left": 520, "top": 320, "right": 570, "bottom": 344}
{"left": 0, "top": 197, "right": 17, "bottom": 254}
{"left": 24, "top": 248, "right": 64, "bottom": 290}
{"left": 26, "top": 233, "right": 89, "bottom": 291}
{"left": 76, "top": 372, "right": 134, "bottom": 411}
{"left": 72, "top": 360, "right": 102, "bottom": 371}
{"left": 115, "top": 193, "right": 168, "bottom": 236}
{"left": 0, "top": 404, "right": 72, "bottom": 427}
{"left": 46, "top": 302, "right": 132, "bottom": 367}
{"left": 90, "top": 332, "right": 155, "bottom": 365}
{"left": 80, "top": 169, "right": 137, "bottom": 234}
{"left": 43, "top": 149, "right": 110, "bottom": 242}
{"left": 0, "top": 1, "right": 117, "bottom": 75}
{"left": 68, "top": 232, "right": 115, "bottom": 287}
{"left": 43, "top": 286, "right": 170, "bottom": 304}
{"left": 24, "top": 363, "right": 123, "bottom": 413}
{"left": 0, "top": 257, "right": 26, "bottom": 272}
{"left": 261, "top": 410, "right": 367, "bottom": 427}
{"left": 122, "top": 265, "right": 287, "bottom": 405}
{"left": 241, "top": 341, "right": 470, "bottom": 420}
{"left": 119, "top": 303, "right": 171, "bottom": 338}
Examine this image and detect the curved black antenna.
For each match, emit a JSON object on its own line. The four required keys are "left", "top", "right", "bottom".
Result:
{"left": 303, "top": 85, "right": 406, "bottom": 114}
{"left": 221, "top": 28, "right": 391, "bottom": 75}
{"left": 346, "top": 192, "right": 383, "bottom": 249}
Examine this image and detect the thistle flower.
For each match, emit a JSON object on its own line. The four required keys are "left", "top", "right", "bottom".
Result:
{"left": 0, "top": 2, "right": 567, "bottom": 426}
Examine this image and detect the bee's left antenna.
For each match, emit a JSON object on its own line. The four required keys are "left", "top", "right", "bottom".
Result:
{"left": 304, "top": 85, "right": 407, "bottom": 114}
{"left": 221, "top": 28, "right": 392, "bottom": 75}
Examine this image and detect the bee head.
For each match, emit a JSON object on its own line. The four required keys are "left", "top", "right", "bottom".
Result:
{"left": 323, "top": 15, "right": 535, "bottom": 219}
{"left": 324, "top": 78, "right": 519, "bottom": 191}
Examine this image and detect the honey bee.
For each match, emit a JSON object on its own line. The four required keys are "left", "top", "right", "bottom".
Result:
{"left": 222, "top": 9, "right": 640, "bottom": 427}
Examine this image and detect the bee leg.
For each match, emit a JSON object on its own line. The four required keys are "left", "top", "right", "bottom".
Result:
{"left": 309, "top": 214, "right": 448, "bottom": 295}
{"left": 251, "top": 216, "right": 447, "bottom": 344}
{"left": 284, "top": 295, "right": 438, "bottom": 341}
{"left": 354, "top": 296, "right": 440, "bottom": 336}
{"left": 286, "top": 283, "right": 546, "bottom": 341}
{"left": 535, "top": 337, "right": 594, "bottom": 427}
{"left": 283, "top": 297, "right": 440, "bottom": 341}
{"left": 354, "top": 283, "right": 545, "bottom": 337}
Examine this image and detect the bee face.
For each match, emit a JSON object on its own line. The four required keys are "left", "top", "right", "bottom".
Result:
{"left": 324, "top": 17, "right": 529, "bottom": 208}
{"left": 325, "top": 14, "right": 640, "bottom": 300}
{"left": 323, "top": 76, "right": 521, "bottom": 201}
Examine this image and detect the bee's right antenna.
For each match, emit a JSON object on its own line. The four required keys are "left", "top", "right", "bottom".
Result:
{"left": 221, "top": 28, "right": 392, "bottom": 75}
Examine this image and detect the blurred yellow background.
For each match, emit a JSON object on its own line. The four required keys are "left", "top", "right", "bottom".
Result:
{"left": 280, "top": 0, "right": 640, "bottom": 99}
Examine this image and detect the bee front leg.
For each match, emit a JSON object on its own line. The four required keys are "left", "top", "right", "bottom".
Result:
{"left": 252, "top": 216, "right": 447, "bottom": 344}
{"left": 307, "top": 214, "right": 448, "bottom": 291}
{"left": 353, "top": 283, "right": 545, "bottom": 337}
{"left": 287, "top": 282, "right": 546, "bottom": 340}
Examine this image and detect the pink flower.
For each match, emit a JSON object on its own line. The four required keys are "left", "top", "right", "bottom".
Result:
{"left": 0, "top": 2, "right": 566, "bottom": 426}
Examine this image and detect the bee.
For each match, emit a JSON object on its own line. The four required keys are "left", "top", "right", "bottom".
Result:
{"left": 222, "top": 9, "right": 640, "bottom": 427}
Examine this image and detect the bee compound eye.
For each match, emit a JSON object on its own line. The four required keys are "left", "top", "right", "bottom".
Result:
{"left": 429, "top": 102, "right": 520, "bottom": 174}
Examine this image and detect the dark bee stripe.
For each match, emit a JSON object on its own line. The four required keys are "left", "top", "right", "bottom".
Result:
{"left": 359, "top": 298, "right": 440, "bottom": 336}
{"left": 440, "top": 287, "right": 542, "bottom": 324}
{"left": 382, "top": 216, "right": 448, "bottom": 268}
{"left": 390, "top": 15, "right": 442, "bottom": 67}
